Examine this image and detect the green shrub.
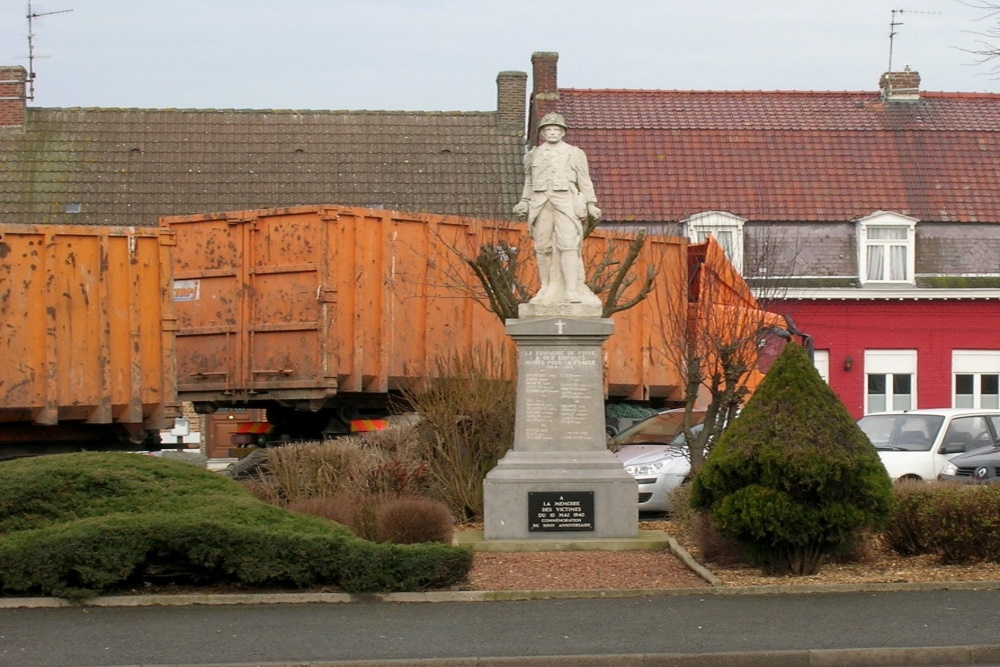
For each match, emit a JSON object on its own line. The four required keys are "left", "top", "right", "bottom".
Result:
{"left": 0, "top": 453, "right": 472, "bottom": 599}
{"left": 0, "top": 451, "right": 249, "bottom": 533}
{"left": 885, "top": 482, "right": 1000, "bottom": 564}
{"left": 690, "top": 343, "right": 894, "bottom": 575}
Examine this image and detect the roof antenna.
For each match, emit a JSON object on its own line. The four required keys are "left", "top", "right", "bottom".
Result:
{"left": 888, "top": 8, "right": 941, "bottom": 73}
{"left": 26, "top": 1, "right": 74, "bottom": 100}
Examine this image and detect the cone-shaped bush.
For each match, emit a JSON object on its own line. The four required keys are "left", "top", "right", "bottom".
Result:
{"left": 690, "top": 343, "right": 893, "bottom": 575}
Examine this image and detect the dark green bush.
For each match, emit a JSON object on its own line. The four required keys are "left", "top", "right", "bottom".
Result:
{"left": 0, "top": 453, "right": 472, "bottom": 599}
{"left": 0, "top": 451, "right": 246, "bottom": 533}
{"left": 690, "top": 343, "right": 894, "bottom": 575}
{"left": 885, "top": 482, "right": 1000, "bottom": 564}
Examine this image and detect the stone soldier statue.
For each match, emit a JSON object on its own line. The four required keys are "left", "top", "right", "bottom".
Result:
{"left": 513, "top": 112, "right": 602, "bottom": 306}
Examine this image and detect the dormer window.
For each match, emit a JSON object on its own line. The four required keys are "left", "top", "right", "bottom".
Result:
{"left": 857, "top": 211, "right": 917, "bottom": 285}
{"left": 683, "top": 211, "right": 745, "bottom": 273}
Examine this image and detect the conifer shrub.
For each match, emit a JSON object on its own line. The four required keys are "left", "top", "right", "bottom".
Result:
{"left": 375, "top": 496, "right": 455, "bottom": 544}
{"left": 0, "top": 452, "right": 472, "bottom": 599}
{"left": 690, "top": 343, "right": 894, "bottom": 575}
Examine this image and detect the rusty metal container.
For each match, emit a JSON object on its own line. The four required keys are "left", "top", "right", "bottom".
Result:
{"left": 0, "top": 224, "right": 179, "bottom": 451}
{"left": 162, "top": 205, "right": 684, "bottom": 420}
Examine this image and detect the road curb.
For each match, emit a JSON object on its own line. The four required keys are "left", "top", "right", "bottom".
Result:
{"left": 109, "top": 643, "right": 1000, "bottom": 666}
{"left": 2, "top": 577, "right": 999, "bottom": 609}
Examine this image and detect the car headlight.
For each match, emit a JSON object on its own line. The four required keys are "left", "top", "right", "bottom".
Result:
{"left": 940, "top": 461, "right": 958, "bottom": 477}
{"left": 625, "top": 461, "right": 666, "bottom": 476}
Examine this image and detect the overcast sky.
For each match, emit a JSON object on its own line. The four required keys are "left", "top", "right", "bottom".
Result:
{"left": 3, "top": 1, "right": 998, "bottom": 111}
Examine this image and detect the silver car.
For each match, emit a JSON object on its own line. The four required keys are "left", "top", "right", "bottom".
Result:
{"left": 611, "top": 408, "right": 706, "bottom": 513}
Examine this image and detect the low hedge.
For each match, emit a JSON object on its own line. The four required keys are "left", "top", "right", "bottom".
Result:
{"left": 884, "top": 481, "right": 1000, "bottom": 564}
{"left": 0, "top": 453, "right": 471, "bottom": 599}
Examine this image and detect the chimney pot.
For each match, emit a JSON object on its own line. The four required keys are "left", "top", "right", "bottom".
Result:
{"left": 880, "top": 67, "right": 921, "bottom": 102}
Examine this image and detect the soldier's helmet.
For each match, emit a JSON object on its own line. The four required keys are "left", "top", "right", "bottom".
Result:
{"left": 537, "top": 112, "right": 568, "bottom": 132}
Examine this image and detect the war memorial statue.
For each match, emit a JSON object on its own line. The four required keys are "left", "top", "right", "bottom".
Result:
{"left": 514, "top": 112, "right": 602, "bottom": 313}
{"left": 482, "top": 112, "right": 638, "bottom": 544}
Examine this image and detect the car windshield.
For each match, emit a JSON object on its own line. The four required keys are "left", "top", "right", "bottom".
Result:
{"left": 612, "top": 411, "right": 705, "bottom": 447}
{"left": 857, "top": 414, "right": 945, "bottom": 452}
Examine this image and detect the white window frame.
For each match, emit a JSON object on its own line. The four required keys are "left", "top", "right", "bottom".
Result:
{"left": 953, "top": 351, "right": 1000, "bottom": 409}
{"left": 857, "top": 211, "right": 917, "bottom": 285}
{"left": 683, "top": 211, "right": 745, "bottom": 273}
{"left": 865, "top": 350, "right": 917, "bottom": 413}
{"left": 813, "top": 350, "right": 830, "bottom": 384}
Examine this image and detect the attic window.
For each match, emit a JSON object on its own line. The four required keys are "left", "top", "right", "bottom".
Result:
{"left": 65, "top": 202, "right": 82, "bottom": 214}
{"left": 857, "top": 211, "right": 917, "bottom": 285}
{"left": 683, "top": 211, "right": 746, "bottom": 273}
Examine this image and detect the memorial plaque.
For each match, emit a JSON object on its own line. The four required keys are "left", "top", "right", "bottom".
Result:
{"left": 528, "top": 491, "right": 595, "bottom": 532}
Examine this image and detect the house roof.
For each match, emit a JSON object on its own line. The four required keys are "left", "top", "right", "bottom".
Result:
{"left": 0, "top": 107, "right": 525, "bottom": 226}
{"left": 556, "top": 88, "right": 1000, "bottom": 224}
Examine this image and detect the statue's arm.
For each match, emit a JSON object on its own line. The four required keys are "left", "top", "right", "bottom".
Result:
{"left": 513, "top": 150, "right": 534, "bottom": 217}
{"left": 571, "top": 148, "right": 598, "bottom": 204}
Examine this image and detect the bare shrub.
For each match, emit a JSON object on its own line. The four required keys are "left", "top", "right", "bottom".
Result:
{"left": 264, "top": 440, "right": 360, "bottom": 502}
{"left": 375, "top": 496, "right": 455, "bottom": 545}
{"left": 690, "top": 511, "right": 747, "bottom": 567}
{"left": 286, "top": 493, "right": 360, "bottom": 531}
{"left": 924, "top": 483, "right": 1000, "bottom": 564}
{"left": 240, "top": 478, "right": 281, "bottom": 505}
{"left": 883, "top": 480, "right": 937, "bottom": 556}
{"left": 261, "top": 434, "right": 427, "bottom": 503}
{"left": 403, "top": 343, "right": 516, "bottom": 522}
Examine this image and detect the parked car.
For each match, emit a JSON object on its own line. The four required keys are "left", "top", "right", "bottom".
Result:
{"left": 611, "top": 408, "right": 707, "bottom": 513}
{"left": 857, "top": 409, "right": 1000, "bottom": 481}
{"left": 938, "top": 445, "right": 1000, "bottom": 483}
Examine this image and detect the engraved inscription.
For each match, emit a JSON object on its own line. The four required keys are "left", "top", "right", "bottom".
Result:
{"left": 521, "top": 349, "right": 600, "bottom": 442}
{"left": 529, "top": 491, "right": 595, "bottom": 532}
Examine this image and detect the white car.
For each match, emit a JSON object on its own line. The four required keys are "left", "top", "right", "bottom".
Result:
{"left": 611, "top": 408, "right": 706, "bottom": 512}
{"left": 857, "top": 408, "right": 1000, "bottom": 481}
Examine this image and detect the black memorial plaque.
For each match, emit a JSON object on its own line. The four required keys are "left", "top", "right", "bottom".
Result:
{"left": 528, "top": 491, "right": 595, "bottom": 532}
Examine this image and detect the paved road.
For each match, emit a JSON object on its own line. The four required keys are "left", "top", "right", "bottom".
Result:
{"left": 1, "top": 589, "right": 1000, "bottom": 666}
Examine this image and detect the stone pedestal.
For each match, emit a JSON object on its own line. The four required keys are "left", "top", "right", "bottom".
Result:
{"left": 483, "top": 317, "right": 638, "bottom": 541}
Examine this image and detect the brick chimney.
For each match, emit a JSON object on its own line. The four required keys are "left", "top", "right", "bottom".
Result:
{"left": 496, "top": 70, "right": 527, "bottom": 137}
{"left": 0, "top": 66, "right": 28, "bottom": 129}
{"left": 529, "top": 51, "right": 560, "bottom": 143}
{"left": 880, "top": 66, "right": 921, "bottom": 102}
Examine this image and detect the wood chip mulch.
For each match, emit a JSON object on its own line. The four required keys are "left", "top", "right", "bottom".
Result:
{"left": 462, "top": 519, "right": 1000, "bottom": 591}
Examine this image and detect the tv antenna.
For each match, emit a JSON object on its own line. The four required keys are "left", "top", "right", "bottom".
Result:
{"left": 888, "top": 8, "right": 941, "bottom": 72}
{"left": 26, "top": 1, "right": 74, "bottom": 100}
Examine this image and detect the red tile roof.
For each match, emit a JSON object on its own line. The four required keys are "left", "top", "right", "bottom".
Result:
{"left": 557, "top": 89, "right": 1000, "bottom": 223}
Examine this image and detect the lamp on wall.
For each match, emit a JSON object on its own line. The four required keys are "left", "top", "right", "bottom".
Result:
{"left": 843, "top": 356, "right": 854, "bottom": 372}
